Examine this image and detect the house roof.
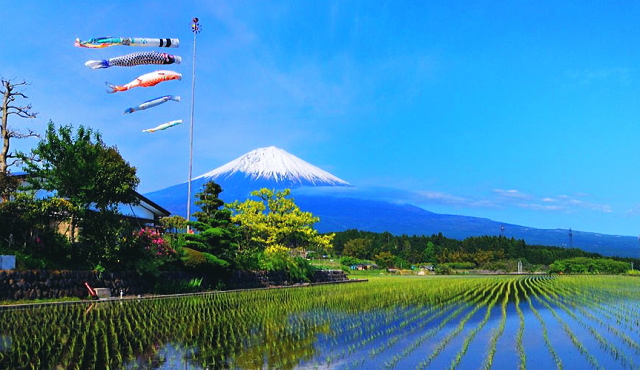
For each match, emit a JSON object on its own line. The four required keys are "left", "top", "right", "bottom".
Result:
{"left": 6, "top": 172, "right": 170, "bottom": 222}
{"left": 118, "top": 192, "right": 171, "bottom": 222}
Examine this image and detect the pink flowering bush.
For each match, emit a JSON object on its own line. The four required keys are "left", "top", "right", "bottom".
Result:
{"left": 122, "top": 228, "right": 179, "bottom": 275}
{"left": 133, "top": 228, "right": 176, "bottom": 257}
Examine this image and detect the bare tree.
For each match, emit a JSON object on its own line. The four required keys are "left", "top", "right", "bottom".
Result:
{"left": 1, "top": 78, "right": 39, "bottom": 199}
{"left": 1, "top": 78, "right": 39, "bottom": 175}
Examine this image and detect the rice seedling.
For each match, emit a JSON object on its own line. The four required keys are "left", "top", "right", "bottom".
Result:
{"left": 1, "top": 275, "right": 639, "bottom": 368}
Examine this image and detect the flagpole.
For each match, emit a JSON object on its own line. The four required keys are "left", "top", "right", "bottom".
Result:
{"left": 186, "top": 17, "right": 201, "bottom": 231}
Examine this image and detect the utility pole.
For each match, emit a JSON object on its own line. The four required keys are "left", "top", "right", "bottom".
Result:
{"left": 568, "top": 228, "right": 573, "bottom": 248}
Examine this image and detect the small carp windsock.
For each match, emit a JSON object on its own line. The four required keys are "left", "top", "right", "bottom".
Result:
{"left": 124, "top": 95, "right": 181, "bottom": 114}
{"left": 85, "top": 51, "right": 181, "bottom": 69}
{"left": 142, "top": 120, "right": 183, "bottom": 133}
{"left": 75, "top": 37, "right": 179, "bottom": 48}
{"left": 106, "top": 70, "right": 182, "bottom": 93}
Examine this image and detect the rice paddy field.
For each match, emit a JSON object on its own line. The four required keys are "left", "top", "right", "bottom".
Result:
{"left": 1, "top": 275, "right": 639, "bottom": 369}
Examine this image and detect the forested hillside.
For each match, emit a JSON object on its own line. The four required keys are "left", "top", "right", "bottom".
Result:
{"left": 330, "top": 230, "right": 640, "bottom": 270}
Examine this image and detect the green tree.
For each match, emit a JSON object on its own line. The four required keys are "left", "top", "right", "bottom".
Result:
{"left": 183, "top": 181, "right": 238, "bottom": 270}
{"left": 20, "top": 122, "right": 139, "bottom": 242}
{"left": 374, "top": 251, "right": 395, "bottom": 269}
{"left": 228, "top": 188, "right": 333, "bottom": 253}
{"left": 342, "top": 238, "right": 371, "bottom": 260}
{"left": 0, "top": 192, "right": 73, "bottom": 268}
{"left": 422, "top": 241, "right": 437, "bottom": 263}
{"left": 159, "top": 215, "right": 188, "bottom": 251}
{"left": 227, "top": 188, "right": 332, "bottom": 277}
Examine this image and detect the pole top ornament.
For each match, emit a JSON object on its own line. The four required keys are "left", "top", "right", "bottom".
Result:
{"left": 191, "top": 18, "right": 202, "bottom": 34}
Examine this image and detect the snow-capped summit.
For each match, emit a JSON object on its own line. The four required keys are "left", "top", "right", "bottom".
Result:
{"left": 195, "top": 146, "right": 351, "bottom": 187}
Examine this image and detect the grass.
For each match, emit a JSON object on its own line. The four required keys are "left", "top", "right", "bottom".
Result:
{"left": 0, "top": 296, "right": 82, "bottom": 306}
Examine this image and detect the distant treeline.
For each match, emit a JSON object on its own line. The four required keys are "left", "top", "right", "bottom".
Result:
{"left": 329, "top": 230, "right": 640, "bottom": 268}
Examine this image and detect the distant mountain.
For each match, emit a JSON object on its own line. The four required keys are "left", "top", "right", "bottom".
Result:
{"left": 195, "top": 146, "right": 351, "bottom": 187}
{"left": 145, "top": 146, "right": 640, "bottom": 259}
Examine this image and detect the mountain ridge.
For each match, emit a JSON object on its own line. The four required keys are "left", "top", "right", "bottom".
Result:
{"left": 144, "top": 146, "right": 640, "bottom": 259}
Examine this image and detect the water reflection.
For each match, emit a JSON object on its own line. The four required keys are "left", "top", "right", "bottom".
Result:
{"left": 0, "top": 276, "right": 638, "bottom": 369}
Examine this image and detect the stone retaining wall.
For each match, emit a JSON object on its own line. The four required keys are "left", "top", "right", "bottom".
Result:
{"left": 0, "top": 269, "right": 349, "bottom": 301}
{"left": 229, "top": 269, "right": 349, "bottom": 290}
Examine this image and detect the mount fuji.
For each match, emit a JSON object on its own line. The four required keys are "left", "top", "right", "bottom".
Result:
{"left": 145, "top": 146, "right": 639, "bottom": 258}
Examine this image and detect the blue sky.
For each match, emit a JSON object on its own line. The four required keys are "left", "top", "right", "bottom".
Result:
{"left": 4, "top": 1, "right": 640, "bottom": 237}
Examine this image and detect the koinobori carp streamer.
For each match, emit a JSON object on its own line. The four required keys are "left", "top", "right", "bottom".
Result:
{"left": 106, "top": 70, "right": 182, "bottom": 93}
{"left": 124, "top": 95, "right": 181, "bottom": 114}
{"left": 142, "top": 119, "right": 183, "bottom": 133}
{"left": 85, "top": 51, "right": 182, "bottom": 69}
{"left": 75, "top": 36, "right": 179, "bottom": 48}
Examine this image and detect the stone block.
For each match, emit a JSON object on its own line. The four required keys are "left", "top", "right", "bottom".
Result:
{"left": 94, "top": 288, "right": 111, "bottom": 299}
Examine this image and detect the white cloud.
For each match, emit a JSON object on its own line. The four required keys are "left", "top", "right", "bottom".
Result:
{"left": 414, "top": 187, "right": 613, "bottom": 215}
{"left": 493, "top": 189, "right": 531, "bottom": 199}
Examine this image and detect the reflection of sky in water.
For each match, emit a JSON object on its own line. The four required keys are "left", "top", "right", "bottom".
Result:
{"left": 121, "top": 297, "right": 640, "bottom": 369}
{"left": 291, "top": 296, "right": 640, "bottom": 369}
{"left": 122, "top": 343, "right": 205, "bottom": 370}
{"left": 2, "top": 278, "right": 640, "bottom": 369}
{"left": 0, "top": 335, "right": 11, "bottom": 352}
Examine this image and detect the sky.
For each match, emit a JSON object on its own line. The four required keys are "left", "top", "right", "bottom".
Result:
{"left": 3, "top": 0, "right": 640, "bottom": 237}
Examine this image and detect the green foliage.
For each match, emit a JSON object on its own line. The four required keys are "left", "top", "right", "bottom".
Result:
{"left": 342, "top": 238, "right": 372, "bottom": 259}
{"left": 228, "top": 188, "right": 332, "bottom": 280}
{"left": 441, "top": 261, "right": 476, "bottom": 270}
{"left": 339, "top": 256, "right": 373, "bottom": 267}
{"left": 181, "top": 247, "right": 207, "bottom": 269}
{"left": 159, "top": 215, "right": 188, "bottom": 252}
{"left": 115, "top": 228, "right": 178, "bottom": 276}
{"left": 0, "top": 172, "right": 19, "bottom": 200}
{"left": 549, "top": 257, "right": 630, "bottom": 274}
{"left": 19, "top": 122, "right": 139, "bottom": 245}
{"left": 20, "top": 122, "right": 139, "bottom": 211}
{"left": 422, "top": 241, "right": 437, "bottom": 263}
{"left": 181, "top": 247, "right": 229, "bottom": 271}
{"left": 435, "top": 264, "right": 452, "bottom": 275}
{"left": 192, "top": 181, "right": 227, "bottom": 227}
{"left": 331, "top": 230, "right": 640, "bottom": 272}
{"left": 0, "top": 193, "right": 73, "bottom": 268}
{"left": 183, "top": 181, "right": 238, "bottom": 270}
{"left": 76, "top": 208, "right": 133, "bottom": 269}
{"left": 290, "top": 257, "right": 317, "bottom": 282}
{"left": 374, "top": 251, "right": 395, "bottom": 269}
{"left": 203, "top": 252, "right": 231, "bottom": 269}
{"left": 153, "top": 278, "right": 204, "bottom": 294}
{"left": 228, "top": 188, "right": 333, "bottom": 254}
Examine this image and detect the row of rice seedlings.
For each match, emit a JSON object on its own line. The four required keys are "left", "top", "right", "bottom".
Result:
{"left": 301, "top": 277, "right": 495, "bottom": 368}
{"left": 513, "top": 278, "right": 527, "bottom": 370}
{"left": 365, "top": 278, "right": 494, "bottom": 361}
{"left": 550, "top": 277, "right": 640, "bottom": 341}
{"left": 521, "top": 277, "right": 563, "bottom": 369}
{"left": 2, "top": 275, "right": 636, "bottom": 369}
{"left": 481, "top": 278, "right": 512, "bottom": 370}
{"left": 448, "top": 277, "right": 506, "bottom": 369}
{"left": 368, "top": 286, "right": 475, "bottom": 361}
{"left": 536, "top": 278, "right": 639, "bottom": 367}
{"left": 381, "top": 294, "right": 477, "bottom": 368}
{"left": 416, "top": 278, "right": 509, "bottom": 369}
{"left": 308, "top": 280, "right": 463, "bottom": 367}
{"left": 551, "top": 277, "right": 640, "bottom": 334}
{"left": 527, "top": 277, "right": 601, "bottom": 369}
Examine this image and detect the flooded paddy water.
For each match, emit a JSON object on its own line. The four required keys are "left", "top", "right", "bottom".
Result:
{"left": 1, "top": 275, "right": 638, "bottom": 369}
